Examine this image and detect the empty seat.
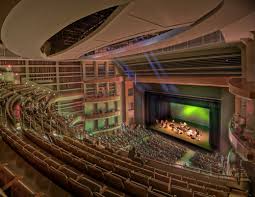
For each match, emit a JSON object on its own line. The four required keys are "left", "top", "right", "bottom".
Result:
{"left": 77, "top": 176, "right": 102, "bottom": 193}
{"left": 103, "top": 172, "right": 125, "bottom": 191}
{"left": 182, "top": 176, "right": 196, "bottom": 183}
{"left": 10, "top": 180, "right": 35, "bottom": 197}
{"left": 103, "top": 188, "right": 125, "bottom": 197}
{"left": 149, "top": 178, "right": 170, "bottom": 193}
{"left": 130, "top": 171, "right": 149, "bottom": 186}
{"left": 154, "top": 169, "right": 168, "bottom": 176}
{"left": 139, "top": 168, "right": 154, "bottom": 177}
{"left": 33, "top": 151, "right": 47, "bottom": 160}
{"left": 154, "top": 173, "right": 170, "bottom": 183}
{"left": 0, "top": 166, "right": 15, "bottom": 187}
{"left": 61, "top": 152, "right": 73, "bottom": 165}
{"left": 171, "top": 178, "right": 188, "bottom": 188}
{"left": 36, "top": 160, "right": 49, "bottom": 174}
{"left": 124, "top": 180, "right": 148, "bottom": 197}
{"left": 193, "top": 191, "right": 213, "bottom": 197}
{"left": 100, "top": 160, "right": 114, "bottom": 171}
{"left": 188, "top": 183, "right": 206, "bottom": 194}
{"left": 59, "top": 166, "right": 78, "bottom": 180}
{"left": 93, "top": 192, "right": 104, "bottom": 197}
{"left": 171, "top": 185, "right": 192, "bottom": 197}
{"left": 168, "top": 172, "right": 182, "bottom": 180}
{"left": 87, "top": 165, "right": 104, "bottom": 182}
{"left": 72, "top": 158, "right": 87, "bottom": 173}
{"left": 68, "top": 178, "right": 93, "bottom": 197}
{"left": 148, "top": 189, "right": 173, "bottom": 197}
{"left": 114, "top": 165, "right": 130, "bottom": 178}
{"left": 44, "top": 158, "right": 60, "bottom": 169}
{"left": 207, "top": 187, "right": 228, "bottom": 197}
{"left": 49, "top": 167, "right": 68, "bottom": 188}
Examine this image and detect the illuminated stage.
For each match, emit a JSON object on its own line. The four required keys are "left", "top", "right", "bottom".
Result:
{"left": 150, "top": 122, "right": 212, "bottom": 150}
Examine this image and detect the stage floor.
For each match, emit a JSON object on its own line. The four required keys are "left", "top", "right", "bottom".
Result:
{"left": 150, "top": 123, "right": 212, "bottom": 150}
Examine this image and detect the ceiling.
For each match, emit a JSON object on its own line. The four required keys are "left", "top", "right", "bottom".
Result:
{"left": 1, "top": 0, "right": 226, "bottom": 59}
{"left": 1, "top": 0, "right": 255, "bottom": 60}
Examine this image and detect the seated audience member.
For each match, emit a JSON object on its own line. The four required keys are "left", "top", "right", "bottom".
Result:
{"left": 128, "top": 147, "right": 136, "bottom": 160}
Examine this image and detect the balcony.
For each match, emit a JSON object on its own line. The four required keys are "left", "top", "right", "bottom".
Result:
{"left": 229, "top": 119, "right": 255, "bottom": 162}
{"left": 91, "top": 124, "right": 121, "bottom": 136}
{"left": 85, "top": 110, "right": 120, "bottom": 120}
{"left": 84, "top": 95, "right": 120, "bottom": 103}
{"left": 228, "top": 77, "right": 255, "bottom": 99}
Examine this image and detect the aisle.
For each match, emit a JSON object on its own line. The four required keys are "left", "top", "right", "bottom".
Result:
{"left": 176, "top": 149, "right": 195, "bottom": 166}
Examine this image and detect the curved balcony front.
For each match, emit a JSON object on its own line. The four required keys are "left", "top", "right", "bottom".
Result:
{"left": 85, "top": 110, "right": 120, "bottom": 120}
{"left": 92, "top": 125, "right": 121, "bottom": 136}
{"left": 84, "top": 95, "right": 120, "bottom": 103}
{"left": 228, "top": 77, "right": 255, "bottom": 99}
{"left": 229, "top": 122, "right": 255, "bottom": 162}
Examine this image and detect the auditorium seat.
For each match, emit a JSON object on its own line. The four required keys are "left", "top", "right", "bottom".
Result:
{"left": 49, "top": 166, "right": 68, "bottom": 188}
{"left": 148, "top": 178, "right": 170, "bottom": 193}
{"left": 68, "top": 178, "right": 93, "bottom": 197}
{"left": 86, "top": 154, "right": 100, "bottom": 165}
{"left": 93, "top": 192, "right": 105, "bottom": 197}
{"left": 193, "top": 191, "right": 214, "bottom": 197}
{"left": 76, "top": 149, "right": 87, "bottom": 158}
{"left": 61, "top": 152, "right": 73, "bottom": 165}
{"left": 71, "top": 158, "right": 87, "bottom": 173}
{"left": 149, "top": 189, "right": 174, "bottom": 197}
{"left": 103, "top": 172, "right": 125, "bottom": 191}
{"left": 130, "top": 171, "right": 149, "bottom": 186}
{"left": 154, "top": 172, "right": 170, "bottom": 183}
{"left": 36, "top": 160, "right": 49, "bottom": 174}
{"left": 188, "top": 183, "right": 206, "bottom": 194}
{"left": 102, "top": 188, "right": 126, "bottom": 197}
{"left": 16, "top": 140, "right": 26, "bottom": 146}
{"left": 182, "top": 176, "right": 196, "bottom": 183}
{"left": 155, "top": 169, "right": 168, "bottom": 177}
{"left": 59, "top": 166, "right": 78, "bottom": 180}
{"left": 22, "top": 148, "right": 34, "bottom": 161}
{"left": 87, "top": 165, "right": 105, "bottom": 182}
{"left": 114, "top": 165, "right": 130, "bottom": 178}
{"left": 33, "top": 151, "right": 47, "bottom": 160}
{"left": 124, "top": 180, "right": 148, "bottom": 197}
{"left": 10, "top": 180, "right": 36, "bottom": 197}
{"left": 44, "top": 158, "right": 60, "bottom": 169}
{"left": 100, "top": 159, "right": 114, "bottom": 171}
{"left": 168, "top": 172, "right": 182, "bottom": 180}
{"left": 171, "top": 178, "right": 188, "bottom": 188}
{"left": 171, "top": 185, "right": 192, "bottom": 197}
{"left": 77, "top": 176, "right": 103, "bottom": 193}
{"left": 206, "top": 187, "right": 228, "bottom": 197}
{"left": 0, "top": 165, "right": 15, "bottom": 187}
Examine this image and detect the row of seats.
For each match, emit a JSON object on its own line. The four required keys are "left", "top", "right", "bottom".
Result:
{"left": 1, "top": 128, "right": 109, "bottom": 197}
{"left": 0, "top": 162, "right": 39, "bottom": 197}
{"left": 24, "top": 130, "right": 180, "bottom": 197}
{"left": 61, "top": 136, "right": 229, "bottom": 197}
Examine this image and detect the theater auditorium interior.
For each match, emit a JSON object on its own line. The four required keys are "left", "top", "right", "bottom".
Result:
{"left": 0, "top": 0, "right": 255, "bottom": 197}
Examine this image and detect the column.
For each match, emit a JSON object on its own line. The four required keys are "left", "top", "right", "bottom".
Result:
{"left": 105, "top": 61, "right": 109, "bottom": 77}
{"left": 241, "top": 35, "right": 255, "bottom": 131}
{"left": 235, "top": 96, "right": 241, "bottom": 115}
{"left": 25, "top": 60, "right": 29, "bottom": 80}
{"left": 56, "top": 62, "right": 60, "bottom": 91}
{"left": 94, "top": 61, "right": 98, "bottom": 77}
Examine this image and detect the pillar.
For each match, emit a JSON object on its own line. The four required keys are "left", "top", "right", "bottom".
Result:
{"left": 241, "top": 35, "right": 255, "bottom": 131}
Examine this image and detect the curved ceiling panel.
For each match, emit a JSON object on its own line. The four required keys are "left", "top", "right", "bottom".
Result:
{"left": 95, "top": 0, "right": 255, "bottom": 59}
{"left": 2, "top": 0, "right": 222, "bottom": 59}
{"left": 1, "top": 0, "right": 128, "bottom": 59}
{"left": 41, "top": 6, "right": 119, "bottom": 56}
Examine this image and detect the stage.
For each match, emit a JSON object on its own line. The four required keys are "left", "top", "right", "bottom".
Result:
{"left": 150, "top": 122, "right": 212, "bottom": 150}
